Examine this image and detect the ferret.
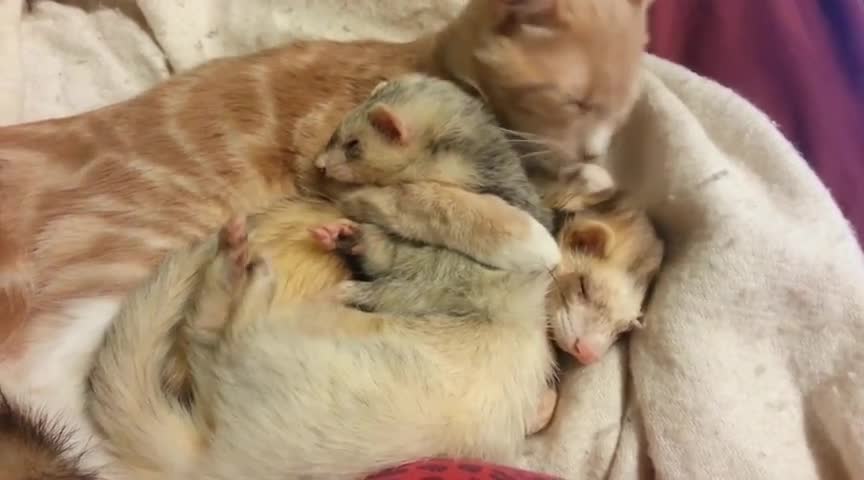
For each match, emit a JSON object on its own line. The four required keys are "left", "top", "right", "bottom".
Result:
{"left": 313, "top": 74, "right": 553, "bottom": 229}
{"left": 0, "top": 388, "right": 98, "bottom": 480}
{"left": 85, "top": 75, "right": 559, "bottom": 480}
{"left": 544, "top": 163, "right": 665, "bottom": 364}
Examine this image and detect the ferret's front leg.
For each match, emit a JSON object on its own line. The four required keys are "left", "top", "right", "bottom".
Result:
{"left": 185, "top": 217, "right": 250, "bottom": 343}
{"left": 337, "top": 183, "right": 560, "bottom": 273}
{"left": 186, "top": 217, "right": 276, "bottom": 343}
{"left": 526, "top": 387, "right": 558, "bottom": 435}
{"left": 310, "top": 221, "right": 398, "bottom": 278}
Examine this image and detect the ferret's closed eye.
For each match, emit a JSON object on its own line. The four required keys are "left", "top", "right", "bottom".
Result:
{"left": 344, "top": 139, "right": 362, "bottom": 160}
{"left": 577, "top": 275, "right": 590, "bottom": 300}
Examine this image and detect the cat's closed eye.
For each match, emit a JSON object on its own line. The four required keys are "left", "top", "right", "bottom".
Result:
{"left": 566, "top": 97, "right": 592, "bottom": 113}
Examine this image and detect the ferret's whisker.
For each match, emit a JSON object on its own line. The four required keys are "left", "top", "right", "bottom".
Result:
{"left": 545, "top": 267, "right": 570, "bottom": 319}
{"left": 519, "top": 151, "right": 554, "bottom": 160}
{"left": 498, "top": 127, "right": 543, "bottom": 139}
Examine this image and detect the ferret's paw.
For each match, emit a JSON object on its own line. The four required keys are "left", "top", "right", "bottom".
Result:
{"left": 218, "top": 216, "right": 251, "bottom": 285}
{"left": 493, "top": 216, "right": 561, "bottom": 272}
{"left": 309, "top": 220, "right": 361, "bottom": 252}
{"left": 337, "top": 187, "right": 386, "bottom": 219}
{"left": 527, "top": 387, "right": 558, "bottom": 436}
{"left": 244, "top": 255, "right": 277, "bottom": 304}
{"left": 316, "top": 280, "right": 361, "bottom": 305}
{"left": 247, "top": 255, "right": 273, "bottom": 280}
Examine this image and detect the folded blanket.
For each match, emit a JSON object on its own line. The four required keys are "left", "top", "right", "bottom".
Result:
{"left": 2, "top": 1, "right": 862, "bottom": 479}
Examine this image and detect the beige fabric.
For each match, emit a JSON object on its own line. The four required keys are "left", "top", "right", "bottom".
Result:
{"left": 2, "top": 1, "right": 863, "bottom": 479}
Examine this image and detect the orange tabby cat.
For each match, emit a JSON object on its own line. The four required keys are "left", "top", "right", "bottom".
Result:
{"left": 0, "top": 0, "right": 652, "bottom": 407}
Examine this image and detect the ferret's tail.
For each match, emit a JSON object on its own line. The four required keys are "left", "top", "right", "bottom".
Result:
{"left": 86, "top": 238, "right": 217, "bottom": 478}
{"left": 0, "top": 389, "right": 97, "bottom": 479}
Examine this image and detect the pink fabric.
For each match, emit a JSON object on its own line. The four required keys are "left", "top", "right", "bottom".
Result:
{"left": 648, "top": 0, "right": 864, "bottom": 241}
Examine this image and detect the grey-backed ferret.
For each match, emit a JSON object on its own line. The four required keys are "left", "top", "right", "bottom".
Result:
{"left": 85, "top": 75, "right": 559, "bottom": 480}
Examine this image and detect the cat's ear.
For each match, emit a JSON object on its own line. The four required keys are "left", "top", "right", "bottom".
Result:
{"left": 493, "top": 0, "right": 562, "bottom": 33}
{"left": 367, "top": 104, "right": 408, "bottom": 144}
{"left": 565, "top": 220, "right": 615, "bottom": 258}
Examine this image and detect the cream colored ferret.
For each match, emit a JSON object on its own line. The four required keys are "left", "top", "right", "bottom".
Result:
{"left": 545, "top": 164, "right": 665, "bottom": 364}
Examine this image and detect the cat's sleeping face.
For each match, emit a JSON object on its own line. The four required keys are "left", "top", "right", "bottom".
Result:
{"left": 457, "top": 0, "right": 654, "bottom": 171}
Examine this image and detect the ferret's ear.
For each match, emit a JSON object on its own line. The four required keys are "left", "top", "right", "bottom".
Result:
{"left": 566, "top": 221, "right": 615, "bottom": 258}
{"left": 369, "top": 80, "right": 389, "bottom": 97}
{"left": 367, "top": 104, "right": 408, "bottom": 145}
{"left": 493, "top": 0, "right": 562, "bottom": 33}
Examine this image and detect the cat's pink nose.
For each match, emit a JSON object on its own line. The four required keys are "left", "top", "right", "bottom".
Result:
{"left": 572, "top": 339, "right": 599, "bottom": 364}
{"left": 581, "top": 151, "right": 600, "bottom": 162}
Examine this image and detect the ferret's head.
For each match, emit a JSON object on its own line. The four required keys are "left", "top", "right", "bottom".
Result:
{"left": 547, "top": 196, "right": 663, "bottom": 365}
{"left": 446, "top": 0, "right": 653, "bottom": 169}
{"left": 315, "top": 74, "right": 509, "bottom": 189}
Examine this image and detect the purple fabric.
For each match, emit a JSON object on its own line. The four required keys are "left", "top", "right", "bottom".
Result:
{"left": 648, "top": 0, "right": 864, "bottom": 242}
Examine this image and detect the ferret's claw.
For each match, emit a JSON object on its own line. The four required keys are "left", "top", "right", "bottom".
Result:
{"left": 310, "top": 220, "right": 362, "bottom": 253}
{"left": 218, "top": 217, "right": 252, "bottom": 286}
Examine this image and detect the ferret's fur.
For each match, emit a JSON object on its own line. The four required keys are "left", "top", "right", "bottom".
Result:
{"left": 0, "top": 388, "right": 97, "bottom": 480}
{"left": 85, "top": 220, "right": 554, "bottom": 480}
{"left": 545, "top": 164, "right": 664, "bottom": 364}
{"left": 85, "top": 76, "right": 558, "bottom": 480}
{"left": 315, "top": 74, "right": 553, "bottom": 229}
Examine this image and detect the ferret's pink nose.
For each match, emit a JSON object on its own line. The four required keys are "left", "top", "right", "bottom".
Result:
{"left": 572, "top": 340, "right": 599, "bottom": 364}
{"left": 314, "top": 156, "right": 327, "bottom": 172}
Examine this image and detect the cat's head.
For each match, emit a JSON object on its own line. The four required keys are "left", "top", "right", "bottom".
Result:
{"left": 443, "top": 0, "right": 653, "bottom": 171}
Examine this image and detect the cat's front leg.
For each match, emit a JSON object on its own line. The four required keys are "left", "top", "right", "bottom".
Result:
{"left": 337, "top": 183, "right": 560, "bottom": 273}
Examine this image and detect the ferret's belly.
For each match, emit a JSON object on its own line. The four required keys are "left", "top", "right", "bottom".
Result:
{"left": 200, "top": 331, "right": 543, "bottom": 479}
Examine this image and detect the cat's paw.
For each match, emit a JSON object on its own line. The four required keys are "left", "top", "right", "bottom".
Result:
{"left": 547, "top": 164, "right": 616, "bottom": 211}
{"left": 492, "top": 215, "right": 561, "bottom": 273}
{"left": 310, "top": 220, "right": 364, "bottom": 255}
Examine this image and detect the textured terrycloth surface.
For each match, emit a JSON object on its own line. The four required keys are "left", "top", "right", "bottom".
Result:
{"left": 1, "top": 1, "right": 862, "bottom": 479}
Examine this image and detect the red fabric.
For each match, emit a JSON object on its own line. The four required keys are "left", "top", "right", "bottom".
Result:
{"left": 648, "top": 0, "right": 864, "bottom": 241}
{"left": 367, "top": 459, "right": 562, "bottom": 480}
